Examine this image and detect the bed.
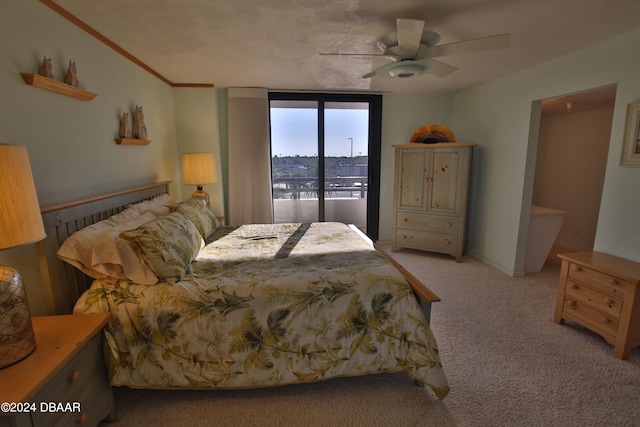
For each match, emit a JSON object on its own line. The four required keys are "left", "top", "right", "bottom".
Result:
{"left": 37, "top": 182, "right": 450, "bottom": 400}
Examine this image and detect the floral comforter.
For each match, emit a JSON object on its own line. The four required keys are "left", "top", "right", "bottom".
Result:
{"left": 74, "top": 222, "right": 449, "bottom": 399}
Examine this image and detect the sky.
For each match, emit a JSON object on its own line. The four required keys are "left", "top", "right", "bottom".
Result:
{"left": 270, "top": 107, "right": 369, "bottom": 157}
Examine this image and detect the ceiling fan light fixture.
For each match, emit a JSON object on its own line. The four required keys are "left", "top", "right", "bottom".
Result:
{"left": 375, "top": 60, "right": 434, "bottom": 78}
{"left": 389, "top": 64, "right": 425, "bottom": 78}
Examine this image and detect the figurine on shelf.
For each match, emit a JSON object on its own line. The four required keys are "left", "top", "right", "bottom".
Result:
{"left": 132, "top": 105, "right": 148, "bottom": 140}
{"left": 65, "top": 60, "right": 79, "bottom": 87}
{"left": 119, "top": 112, "right": 131, "bottom": 138}
{"left": 38, "top": 56, "right": 54, "bottom": 79}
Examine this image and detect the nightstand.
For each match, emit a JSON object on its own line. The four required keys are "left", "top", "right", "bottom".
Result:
{"left": 0, "top": 313, "right": 117, "bottom": 427}
{"left": 554, "top": 251, "right": 640, "bottom": 359}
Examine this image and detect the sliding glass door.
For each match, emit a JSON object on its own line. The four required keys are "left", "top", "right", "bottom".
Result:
{"left": 269, "top": 93, "right": 382, "bottom": 240}
{"left": 270, "top": 99, "right": 320, "bottom": 222}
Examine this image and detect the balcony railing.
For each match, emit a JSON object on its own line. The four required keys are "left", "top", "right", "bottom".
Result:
{"left": 272, "top": 176, "right": 368, "bottom": 199}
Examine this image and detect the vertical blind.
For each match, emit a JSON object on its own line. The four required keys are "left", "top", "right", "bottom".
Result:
{"left": 227, "top": 88, "right": 273, "bottom": 225}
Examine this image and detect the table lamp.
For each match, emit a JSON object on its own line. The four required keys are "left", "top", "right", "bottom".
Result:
{"left": 182, "top": 152, "right": 218, "bottom": 208}
{"left": 0, "top": 144, "right": 46, "bottom": 369}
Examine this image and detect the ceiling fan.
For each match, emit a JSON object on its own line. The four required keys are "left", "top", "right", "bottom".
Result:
{"left": 321, "top": 19, "right": 510, "bottom": 79}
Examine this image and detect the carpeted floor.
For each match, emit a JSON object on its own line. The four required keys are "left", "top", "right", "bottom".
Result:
{"left": 105, "top": 247, "right": 640, "bottom": 426}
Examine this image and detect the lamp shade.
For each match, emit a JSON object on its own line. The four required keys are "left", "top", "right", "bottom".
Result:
{"left": 182, "top": 152, "right": 218, "bottom": 185}
{"left": 0, "top": 144, "right": 45, "bottom": 250}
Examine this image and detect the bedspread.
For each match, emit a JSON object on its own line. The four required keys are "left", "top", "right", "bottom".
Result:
{"left": 74, "top": 222, "right": 450, "bottom": 399}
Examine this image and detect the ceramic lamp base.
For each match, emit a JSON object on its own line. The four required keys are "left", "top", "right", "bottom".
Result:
{"left": 191, "top": 187, "right": 210, "bottom": 208}
{"left": 0, "top": 266, "right": 36, "bottom": 369}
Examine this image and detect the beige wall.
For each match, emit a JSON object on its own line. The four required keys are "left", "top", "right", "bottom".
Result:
{"left": 534, "top": 106, "right": 614, "bottom": 252}
{"left": 173, "top": 87, "right": 225, "bottom": 218}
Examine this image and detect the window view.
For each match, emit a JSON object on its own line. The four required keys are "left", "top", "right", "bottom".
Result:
{"left": 270, "top": 100, "right": 369, "bottom": 228}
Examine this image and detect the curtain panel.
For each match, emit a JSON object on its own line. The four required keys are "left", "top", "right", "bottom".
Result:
{"left": 227, "top": 88, "right": 273, "bottom": 225}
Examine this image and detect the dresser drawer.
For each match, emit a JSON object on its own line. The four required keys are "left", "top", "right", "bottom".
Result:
{"left": 33, "top": 336, "right": 104, "bottom": 400}
{"left": 29, "top": 335, "right": 109, "bottom": 427}
{"left": 396, "top": 212, "right": 460, "bottom": 234}
{"left": 555, "top": 252, "right": 640, "bottom": 360}
{"left": 30, "top": 363, "right": 113, "bottom": 427}
{"left": 395, "top": 229, "right": 458, "bottom": 253}
{"left": 562, "top": 297, "right": 619, "bottom": 338}
{"left": 0, "top": 314, "right": 115, "bottom": 427}
{"left": 567, "top": 262, "right": 627, "bottom": 298}
{"left": 565, "top": 280, "right": 623, "bottom": 318}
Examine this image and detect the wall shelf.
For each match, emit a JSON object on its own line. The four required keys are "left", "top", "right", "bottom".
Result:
{"left": 115, "top": 138, "right": 151, "bottom": 146}
{"left": 21, "top": 73, "right": 97, "bottom": 101}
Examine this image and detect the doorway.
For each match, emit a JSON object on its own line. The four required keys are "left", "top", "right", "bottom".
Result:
{"left": 268, "top": 92, "right": 382, "bottom": 240}
{"left": 529, "top": 85, "right": 616, "bottom": 268}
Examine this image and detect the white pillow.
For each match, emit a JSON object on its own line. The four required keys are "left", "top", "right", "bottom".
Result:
{"left": 129, "top": 193, "right": 173, "bottom": 217}
{"left": 57, "top": 210, "right": 159, "bottom": 284}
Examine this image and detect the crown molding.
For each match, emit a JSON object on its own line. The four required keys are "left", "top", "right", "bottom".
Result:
{"left": 39, "top": 0, "right": 214, "bottom": 88}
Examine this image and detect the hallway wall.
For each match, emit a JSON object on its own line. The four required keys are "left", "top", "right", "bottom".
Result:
{"left": 534, "top": 106, "right": 614, "bottom": 252}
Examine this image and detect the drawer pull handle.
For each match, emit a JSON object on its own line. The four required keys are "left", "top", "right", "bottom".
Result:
{"left": 609, "top": 278, "right": 618, "bottom": 285}
{"left": 78, "top": 412, "right": 89, "bottom": 424}
{"left": 569, "top": 283, "right": 577, "bottom": 290}
{"left": 574, "top": 266, "right": 582, "bottom": 272}
{"left": 426, "top": 178, "right": 433, "bottom": 183}
{"left": 601, "top": 317, "right": 609, "bottom": 324}
{"left": 604, "top": 298, "right": 612, "bottom": 305}
{"left": 444, "top": 239, "right": 450, "bottom": 245}
{"left": 445, "top": 222, "right": 452, "bottom": 228}
{"left": 70, "top": 371, "right": 81, "bottom": 383}
{"left": 403, "top": 217, "right": 408, "bottom": 222}
{"left": 565, "top": 300, "right": 575, "bottom": 307}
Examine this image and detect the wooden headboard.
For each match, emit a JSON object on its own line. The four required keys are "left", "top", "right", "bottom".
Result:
{"left": 36, "top": 181, "right": 172, "bottom": 315}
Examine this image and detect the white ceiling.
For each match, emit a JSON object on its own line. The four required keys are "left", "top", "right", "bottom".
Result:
{"left": 53, "top": 0, "right": 640, "bottom": 96}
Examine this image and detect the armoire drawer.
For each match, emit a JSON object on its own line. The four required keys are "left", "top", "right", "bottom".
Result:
{"left": 395, "top": 229, "right": 458, "bottom": 253}
{"left": 396, "top": 212, "right": 460, "bottom": 234}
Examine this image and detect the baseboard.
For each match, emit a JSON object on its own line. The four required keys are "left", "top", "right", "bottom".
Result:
{"left": 468, "top": 249, "right": 523, "bottom": 277}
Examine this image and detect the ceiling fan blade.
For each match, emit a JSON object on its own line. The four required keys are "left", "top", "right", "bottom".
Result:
{"left": 425, "top": 59, "right": 458, "bottom": 77}
{"left": 420, "top": 33, "right": 510, "bottom": 59}
{"left": 361, "top": 70, "right": 377, "bottom": 79}
{"left": 396, "top": 18, "right": 425, "bottom": 58}
{"left": 320, "top": 52, "right": 386, "bottom": 57}
{"left": 382, "top": 45, "right": 412, "bottom": 61}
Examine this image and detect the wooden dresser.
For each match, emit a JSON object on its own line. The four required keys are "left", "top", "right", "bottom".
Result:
{"left": 0, "top": 313, "right": 116, "bottom": 427}
{"left": 392, "top": 143, "right": 474, "bottom": 262}
{"left": 554, "top": 251, "right": 640, "bottom": 359}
